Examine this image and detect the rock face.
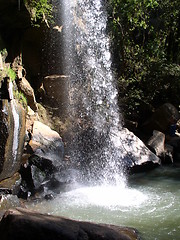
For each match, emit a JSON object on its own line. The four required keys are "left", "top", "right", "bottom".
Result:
{"left": 0, "top": 99, "right": 26, "bottom": 181}
{"left": 43, "top": 75, "right": 69, "bottom": 113}
{"left": 0, "top": 208, "right": 140, "bottom": 240}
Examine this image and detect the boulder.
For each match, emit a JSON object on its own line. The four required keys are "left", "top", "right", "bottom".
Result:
{"left": 147, "top": 131, "right": 175, "bottom": 164}
{"left": 22, "top": 121, "right": 65, "bottom": 198}
{"left": 28, "top": 121, "right": 64, "bottom": 166}
{"left": 0, "top": 208, "right": 140, "bottom": 240}
{"left": 116, "top": 128, "right": 161, "bottom": 173}
{"left": 142, "top": 103, "right": 180, "bottom": 134}
{"left": 147, "top": 130, "right": 165, "bottom": 157}
{"left": 17, "top": 77, "right": 37, "bottom": 111}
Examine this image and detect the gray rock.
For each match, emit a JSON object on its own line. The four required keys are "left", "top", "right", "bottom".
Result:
{"left": 147, "top": 130, "right": 165, "bottom": 157}
{"left": 116, "top": 128, "right": 161, "bottom": 173}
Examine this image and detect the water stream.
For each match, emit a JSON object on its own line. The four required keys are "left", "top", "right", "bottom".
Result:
{"left": 8, "top": 81, "right": 20, "bottom": 164}
{"left": 27, "top": 1, "right": 180, "bottom": 239}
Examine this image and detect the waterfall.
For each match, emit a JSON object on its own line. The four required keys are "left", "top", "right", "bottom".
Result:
{"left": 8, "top": 81, "right": 20, "bottom": 164}
{"left": 60, "top": 0, "right": 128, "bottom": 184}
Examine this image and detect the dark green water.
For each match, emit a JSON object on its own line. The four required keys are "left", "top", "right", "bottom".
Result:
{"left": 26, "top": 166, "right": 180, "bottom": 240}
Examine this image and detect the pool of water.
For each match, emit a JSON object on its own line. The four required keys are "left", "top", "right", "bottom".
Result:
{"left": 26, "top": 166, "right": 180, "bottom": 240}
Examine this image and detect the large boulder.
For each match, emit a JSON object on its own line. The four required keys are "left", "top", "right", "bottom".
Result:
{"left": 22, "top": 121, "right": 65, "bottom": 198}
{"left": 0, "top": 208, "right": 140, "bottom": 240}
{"left": 72, "top": 126, "right": 161, "bottom": 177}
{"left": 28, "top": 121, "right": 64, "bottom": 166}
{"left": 116, "top": 128, "right": 161, "bottom": 173}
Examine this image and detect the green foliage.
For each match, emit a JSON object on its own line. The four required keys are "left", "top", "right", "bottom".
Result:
{"left": 24, "top": 0, "right": 53, "bottom": 26}
{"left": 13, "top": 90, "right": 28, "bottom": 110}
{"left": 0, "top": 48, "right": 16, "bottom": 81}
{"left": 108, "top": 0, "right": 180, "bottom": 121}
{"left": 7, "top": 68, "right": 16, "bottom": 81}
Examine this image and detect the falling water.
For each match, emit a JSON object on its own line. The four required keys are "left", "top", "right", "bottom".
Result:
{"left": 61, "top": 0, "right": 130, "bottom": 184}
{"left": 8, "top": 81, "right": 20, "bottom": 163}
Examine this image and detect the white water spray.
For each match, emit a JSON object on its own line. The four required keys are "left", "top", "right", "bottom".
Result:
{"left": 60, "top": 0, "right": 132, "bottom": 184}
{"left": 8, "top": 81, "right": 20, "bottom": 163}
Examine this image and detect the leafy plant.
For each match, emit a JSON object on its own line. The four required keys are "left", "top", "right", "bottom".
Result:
{"left": 13, "top": 90, "right": 28, "bottom": 110}
{"left": 108, "top": 0, "right": 180, "bottom": 122}
{"left": 24, "top": 0, "right": 53, "bottom": 27}
{"left": 7, "top": 68, "right": 16, "bottom": 81}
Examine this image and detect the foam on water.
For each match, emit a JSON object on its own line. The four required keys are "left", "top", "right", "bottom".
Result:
{"left": 61, "top": 184, "right": 148, "bottom": 209}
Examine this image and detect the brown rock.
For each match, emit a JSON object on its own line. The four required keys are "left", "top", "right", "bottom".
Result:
{"left": 0, "top": 208, "right": 140, "bottom": 240}
{"left": 0, "top": 172, "right": 20, "bottom": 190}
{"left": 17, "top": 77, "right": 37, "bottom": 111}
{"left": 29, "top": 121, "right": 64, "bottom": 165}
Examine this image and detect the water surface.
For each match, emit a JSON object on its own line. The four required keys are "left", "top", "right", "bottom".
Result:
{"left": 26, "top": 166, "right": 180, "bottom": 240}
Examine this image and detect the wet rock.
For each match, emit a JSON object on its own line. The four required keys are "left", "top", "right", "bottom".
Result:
{"left": 18, "top": 163, "right": 35, "bottom": 199}
{"left": 0, "top": 99, "right": 26, "bottom": 181}
{"left": 0, "top": 208, "right": 140, "bottom": 240}
{"left": 166, "top": 133, "right": 180, "bottom": 164}
{"left": 0, "top": 196, "right": 21, "bottom": 212}
{"left": 118, "top": 128, "right": 161, "bottom": 173}
{"left": 164, "top": 144, "right": 174, "bottom": 164}
{"left": 29, "top": 155, "right": 57, "bottom": 176}
{"left": 0, "top": 172, "right": 21, "bottom": 195}
{"left": 44, "top": 193, "right": 54, "bottom": 201}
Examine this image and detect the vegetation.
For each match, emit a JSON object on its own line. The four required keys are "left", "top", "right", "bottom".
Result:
{"left": 0, "top": 48, "right": 27, "bottom": 109}
{"left": 24, "top": 0, "right": 53, "bottom": 27}
{"left": 108, "top": 0, "right": 180, "bottom": 122}
{"left": 13, "top": 90, "right": 28, "bottom": 110}
{"left": 0, "top": 49, "right": 16, "bottom": 82}
{"left": 7, "top": 68, "right": 16, "bottom": 81}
